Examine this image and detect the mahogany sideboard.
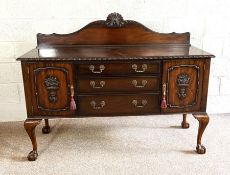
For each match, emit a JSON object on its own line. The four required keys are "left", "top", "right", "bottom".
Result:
{"left": 17, "top": 13, "right": 215, "bottom": 161}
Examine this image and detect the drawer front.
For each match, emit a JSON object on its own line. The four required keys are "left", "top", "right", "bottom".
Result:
{"left": 78, "top": 76, "right": 160, "bottom": 93}
{"left": 78, "top": 94, "right": 160, "bottom": 116}
{"left": 78, "top": 62, "right": 160, "bottom": 75}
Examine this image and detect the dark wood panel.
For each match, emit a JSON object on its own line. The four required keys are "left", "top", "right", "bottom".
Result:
{"left": 78, "top": 93, "right": 160, "bottom": 116}
{"left": 77, "top": 76, "right": 160, "bottom": 93}
{"left": 78, "top": 62, "right": 160, "bottom": 75}
{"left": 28, "top": 63, "right": 76, "bottom": 117}
{"left": 200, "top": 58, "right": 211, "bottom": 111}
{"left": 21, "top": 62, "right": 33, "bottom": 117}
{"left": 162, "top": 59, "right": 204, "bottom": 113}
{"left": 37, "top": 13, "right": 189, "bottom": 46}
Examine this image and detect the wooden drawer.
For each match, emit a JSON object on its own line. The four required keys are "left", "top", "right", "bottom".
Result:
{"left": 77, "top": 76, "right": 160, "bottom": 93}
{"left": 78, "top": 94, "right": 160, "bottom": 116}
{"left": 78, "top": 62, "right": 160, "bottom": 75}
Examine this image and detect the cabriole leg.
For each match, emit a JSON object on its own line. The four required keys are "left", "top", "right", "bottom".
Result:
{"left": 42, "top": 119, "right": 51, "bottom": 134}
{"left": 193, "top": 113, "right": 209, "bottom": 154}
{"left": 181, "top": 113, "right": 189, "bottom": 129}
{"left": 24, "top": 119, "right": 41, "bottom": 161}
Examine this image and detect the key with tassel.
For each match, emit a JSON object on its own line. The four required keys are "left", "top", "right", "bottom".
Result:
{"left": 70, "top": 85, "right": 76, "bottom": 110}
{"left": 161, "top": 83, "right": 167, "bottom": 109}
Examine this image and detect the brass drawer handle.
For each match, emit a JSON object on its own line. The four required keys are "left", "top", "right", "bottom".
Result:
{"left": 90, "top": 100, "right": 105, "bottom": 110}
{"left": 132, "top": 100, "right": 147, "bottom": 108}
{"left": 132, "top": 64, "right": 147, "bottom": 72}
{"left": 90, "top": 81, "right": 105, "bottom": 89}
{"left": 89, "top": 65, "right": 105, "bottom": 74}
{"left": 132, "top": 80, "right": 147, "bottom": 88}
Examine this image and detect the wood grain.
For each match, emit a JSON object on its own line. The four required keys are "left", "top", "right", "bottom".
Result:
{"left": 17, "top": 13, "right": 214, "bottom": 160}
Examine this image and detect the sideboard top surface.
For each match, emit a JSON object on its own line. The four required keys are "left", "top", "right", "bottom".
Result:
{"left": 17, "top": 46, "right": 214, "bottom": 61}
{"left": 17, "top": 13, "right": 214, "bottom": 61}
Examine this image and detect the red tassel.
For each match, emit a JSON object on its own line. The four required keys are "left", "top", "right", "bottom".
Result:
{"left": 70, "top": 96, "right": 76, "bottom": 110}
{"left": 161, "top": 97, "right": 167, "bottom": 109}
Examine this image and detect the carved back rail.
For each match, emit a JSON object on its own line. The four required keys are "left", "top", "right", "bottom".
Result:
{"left": 37, "top": 13, "right": 190, "bottom": 47}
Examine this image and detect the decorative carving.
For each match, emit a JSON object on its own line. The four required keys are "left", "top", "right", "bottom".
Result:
{"left": 177, "top": 73, "right": 190, "bottom": 85}
{"left": 44, "top": 76, "right": 60, "bottom": 103}
{"left": 105, "top": 12, "right": 125, "bottom": 28}
{"left": 167, "top": 65, "right": 200, "bottom": 108}
{"left": 19, "top": 55, "right": 213, "bottom": 61}
{"left": 176, "top": 73, "right": 190, "bottom": 99}
{"left": 34, "top": 67, "right": 70, "bottom": 112}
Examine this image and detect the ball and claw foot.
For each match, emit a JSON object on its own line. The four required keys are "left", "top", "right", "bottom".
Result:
{"left": 42, "top": 126, "right": 51, "bottom": 134}
{"left": 27, "top": 150, "right": 38, "bottom": 161}
{"left": 181, "top": 122, "right": 189, "bottom": 129}
{"left": 196, "top": 144, "right": 206, "bottom": 154}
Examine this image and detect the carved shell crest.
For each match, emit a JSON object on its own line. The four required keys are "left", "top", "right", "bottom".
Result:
{"left": 105, "top": 12, "right": 125, "bottom": 28}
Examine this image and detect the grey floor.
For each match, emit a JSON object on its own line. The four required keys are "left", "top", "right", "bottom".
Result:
{"left": 0, "top": 114, "right": 229, "bottom": 175}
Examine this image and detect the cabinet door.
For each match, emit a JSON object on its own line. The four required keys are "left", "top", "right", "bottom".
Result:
{"left": 29, "top": 63, "right": 76, "bottom": 116}
{"left": 162, "top": 60, "right": 205, "bottom": 113}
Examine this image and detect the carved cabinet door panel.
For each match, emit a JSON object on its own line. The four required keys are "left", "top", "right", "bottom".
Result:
{"left": 29, "top": 63, "right": 75, "bottom": 117}
{"left": 162, "top": 60, "right": 205, "bottom": 113}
